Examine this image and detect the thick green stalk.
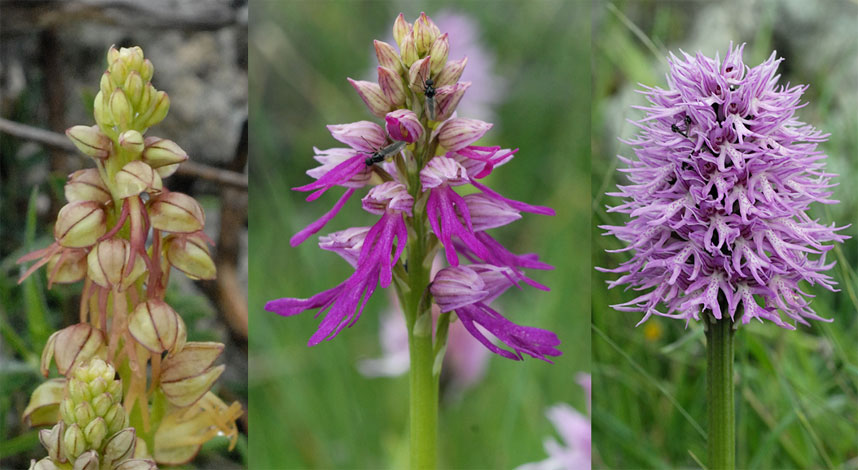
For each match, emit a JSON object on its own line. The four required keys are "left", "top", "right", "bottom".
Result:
{"left": 404, "top": 206, "right": 438, "bottom": 470}
{"left": 706, "top": 317, "right": 735, "bottom": 470}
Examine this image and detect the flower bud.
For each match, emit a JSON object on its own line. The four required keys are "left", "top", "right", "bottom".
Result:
{"left": 139, "top": 91, "right": 169, "bottom": 129}
{"left": 362, "top": 182, "right": 413, "bottom": 215}
{"left": 31, "top": 458, "right": 62, "bottom": 470}
{"left": 413, "top": 12, "right": 439, "bottom": 55}
{"left": 148, "top": 192, "right": 205, "bottom": 233}
{"left": 140, "top": 59, "right": 154, "bottom": 83}
{"left": 392, "top": 13, "right": 411, "bottom": 50}
{"left": 83, "top": 417, "right": 107, "bottom": 449}
{"left": 346, "top": 78, "right": 392, "bottom": 118}
{"left": 24, "top": 378, "right": 66, "bottom": 427}
{"left": 128, "top": 299, "right": 186, "bottom": 354}
{"left": 38, "top": 422, "right": 66, "bottom": 463}
{"left": 155, "top": 163, "right": 180, "bottom": 179}
{"left": 434, "top": 82, "right": 471, "bottom": 121}
{"left": 118, "top": 46, "right": 144, "bottom": 73}
{"left": 385, "top": 109, "right": 423, "bottom": 144}
{"left": 109, "top": 88, "right": 132, "bottom": 129}
{"left": 103, "top": 403, "right": 128, "bottom": 435}
{"left": 118, "top": 130, "right": 144, "bottom": 155}
{"left": 73, "top": 402, "right": 96, "bottom": 426}
{"left": 65, "top": 169, "right": 111, "bottom": 204}
{"left": 62, "top": 423, "right": 86, "bottom": 459}
{"left": 86, "top": 239, "right": 146, "bottom": 291}
{"left": 164, "top": 233, "right": 217, "bottom": 280}
{"left": 160, "top": 342, "right": 225, "bottom": 408}
{"left": 114, "top": 161, "right": 163, "bottom": 199}
{"left": 72, "top": 450, "right": 99, "bottom": 470}
{"left": 54, "top": 201, "right": 106, "bottom": 248}
{"left": 408, "top": 56, "right": 432, "bottom": 93}
{"left": 123, "top": 71, "right": 145, "bottom": 108}
{"left": 66, "top": 125, "right": 111, "bottom": 160}
{"left": 377, "top": 66, "right": 407, "bottom": 108}
{"left": 114, "top": 459, "right": 158, "bottom": 470}
{"left": 141, "top": 137, "right": 189, "bottom": 169}
{"left": 374, "top": 40, "right": 402, "bottom": 73}
{"left": 102, "top": 428, "right": 136, "bottom": 467}
{"left": 429, "top": 33, "right": 449, "bottom": 75}
{"left": 93, "top": 91, "right": 114, "bottom": 131}
{"left": 435, "top": 57, "right": 468, "bottom": 88}
{"left": 433, "top": 118, "right": 493, "bottom": 152}
{"left": 41, "top": 324, "right": 107, "bottom": 377}
{"left": 46, "top": 249, "right": 88, "bottom": 285}
{"left": 91, "top": 392, "right": 112, "bottom": 417}
{"left": 400, "top": 32, "right": 419, "bottom": 67}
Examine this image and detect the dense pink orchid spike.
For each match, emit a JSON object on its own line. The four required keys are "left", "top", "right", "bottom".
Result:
{"left": 265, "top": 12, "right": 558, "bottom": 362}
{"left": 600, "top": 44, "right": 848, "bottom": 328}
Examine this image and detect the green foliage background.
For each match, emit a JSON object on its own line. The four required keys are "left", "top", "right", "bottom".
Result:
{"left": 592, "top": 1, "right": 858, "bottom": 468}
{"left": 247, "top": 1, "right": 591, "bottom": 468}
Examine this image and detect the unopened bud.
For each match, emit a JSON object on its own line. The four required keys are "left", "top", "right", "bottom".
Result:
{"left": 66, "top": 125, "right": 111, "bottom": 160}
{"left": 83, "top": 417, "right": 107, "bottom": 450}
{"left": 103, "top": 403, "right": 128, "bottom": 435}
{"left": 141, "top": 137, "right": 189, "bottom": 168}
{"left": 400, "top": 32, "right": 419, "bottom": 67}
{"left": 346, "top": 78, "right": 392, "bottom": 118}
{"left": 123, "top": 71, "right": 145, "bottom": 108}
{"left": 140, "top": 59, "right": 154, "bottom": 83}
{"left": 148, "top": 192, "right": 205, "bottom": 233}
{"left": 413, "top": 12, "right": 440, "bottom": 55}
{"left": 435, "top": 57, "right": 468, "bottom": 88}
{"left": 428, "top": 33, "right": 449, "bottom": 75}
{"left": 408, "top": 56, "right": 432, "bottom": 93}
{"left": 72, "top": 450, "right": 99, "bottom": 470}
{"left": 38, "top": 422, "right": 66, "bottom": 464}
{"left": 73, "top": 402, "right": 96, "bottom": 427}
{"left": 31, "top": 458, "right": 62, "bottom": 470}
{"left": 62, "top": 423, "right": 86, "bottom": 460}
{"left": 109, "top": 88, "right": 132, "bottom": 129}
{"left": 377, "top": 66, "right": 407, "bottom": 108}
{"left": 118, "top": 46, "right": 144, "bottom": 75}
{"left": 41, "top": 324, "right": 107, "bottom": 377}
{"left": 160, "top": 342, "right": 224, "bottom": 407}
{"left": 128, "top": 299, "right": 186, "bottom": 354}
{"left": 374, "top": 40, "right": 402, "bottom": 74}
{"left": 86, "top": 239, "right": 146, "bottom": 291}
{"left": 102, "top": 428, "right": 136, "bottom": 467}
{"left": 139, "top": 91, "right": 169, "bottom": 129}
{"left": 65, "top": 169, "right": 111, "bottom": 204}
{"left": 165, "top": 233, "right": 217, "bottom": 280}
{"left": 434, "top": 82, "right": 471, "bottom": 121}
{"left": 114, "top": 459, "right": 157, "bottom": 470}
{"left": 114, "top": 161, "right": 163, "bottom": 199}
{"left": 107, "top": 46, "right": 120, "bottom": 66}
{"left": 392, "top": 13, "right": 412, "bottom": 50}
{"left": 91, "top": 392, "right": 112, "bottom": 417}
{"left": 93, "top": 91, "right": 114, "bottom": 131}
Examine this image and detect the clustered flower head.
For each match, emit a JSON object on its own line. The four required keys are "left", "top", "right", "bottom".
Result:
{"left": 19, "top": 46, "right": 241, "bottom": 466}
{"left": 600, "top": 43, "right": 848, "bottom": 328}
{"left": 266, "top": 13, "right": 561, "bottom": 362}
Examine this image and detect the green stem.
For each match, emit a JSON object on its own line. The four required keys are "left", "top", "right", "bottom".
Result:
{"left": 403, "top": 204, "right": 438, "bottom": 469}
{"left": 706, "top": 317, "right": 735, "bottom": 470}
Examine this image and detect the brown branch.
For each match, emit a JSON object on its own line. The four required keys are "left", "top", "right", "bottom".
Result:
{"left": 0, "top": 118, "right": 248, "bottom": 189}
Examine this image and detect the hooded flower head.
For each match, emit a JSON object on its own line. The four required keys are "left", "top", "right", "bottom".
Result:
{"left": 600, "top": 44, "right": 848, "bottom": 328}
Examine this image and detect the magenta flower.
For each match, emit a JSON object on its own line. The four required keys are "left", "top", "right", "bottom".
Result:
{"left": 600, "top": 43, "right": 848, "bottom": 328}
{"left": 267, "top": 12, "right": 557, "bottom": 364}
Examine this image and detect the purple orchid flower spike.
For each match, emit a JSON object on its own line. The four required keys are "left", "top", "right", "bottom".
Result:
{"left": 600, "top": 43, "right": 848, "bottom": 328}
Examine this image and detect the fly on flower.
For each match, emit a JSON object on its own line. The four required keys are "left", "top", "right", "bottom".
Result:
{"left": 364, "top": 139, "right": 406, "bottom": 166}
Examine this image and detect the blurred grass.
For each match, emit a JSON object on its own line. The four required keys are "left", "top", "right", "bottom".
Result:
{"left": 248, "top": 1, "right": 590, "bottom": 468}
{"left": 592, "top": 1, "right": 858, "bottom": 469}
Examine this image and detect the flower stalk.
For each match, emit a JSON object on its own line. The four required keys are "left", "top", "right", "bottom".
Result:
{"left": 706, "top": 317, "right": 735, "bottom": 470}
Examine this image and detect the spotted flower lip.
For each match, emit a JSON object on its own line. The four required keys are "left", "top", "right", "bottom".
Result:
{"left": 600, "top": 43, "right": 849, "bottom": 328}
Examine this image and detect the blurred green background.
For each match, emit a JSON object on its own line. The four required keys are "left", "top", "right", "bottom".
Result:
{"left": 592, "top": 1, "right": 858, "bottom": 469}
{"left": 248, "top": 1, "right": 590, "bottom": 468}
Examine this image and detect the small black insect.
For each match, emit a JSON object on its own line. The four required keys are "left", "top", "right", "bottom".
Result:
{"left": 423, "top": 78, "right": 437, "bottom": 121}
{"left": 364, "top": 140, "right": 406, "bottom": 166}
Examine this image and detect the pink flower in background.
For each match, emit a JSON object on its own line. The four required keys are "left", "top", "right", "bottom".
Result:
{"left": 517, "top": 373, "right": 592, "bottom": 470}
